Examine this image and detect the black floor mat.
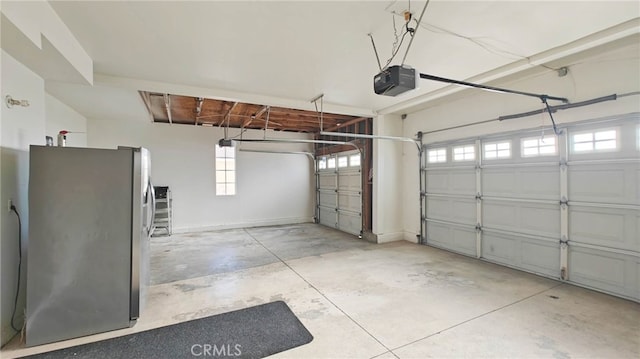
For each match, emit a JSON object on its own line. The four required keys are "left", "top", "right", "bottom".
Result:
{"left": 23, "top": 301, "right": 313, "bottom": 359}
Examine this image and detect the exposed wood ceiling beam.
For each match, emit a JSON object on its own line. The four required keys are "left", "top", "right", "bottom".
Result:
{"left": 242, "top": 105, "right": 268, "bottom": 128}
{"left": 322, "top": 116, "right": 368, "bottom": 132}
{"left": 219, "top": 102, "right": 238, "bottom": 128}
{"left": 138, "top": 91, "right": 154, "bottom": 123}
{"left": 194, "top": 97, "right": 204, "bottom": 125}
{"left": 163, "top": 93, "right": 173, "bottom": 125}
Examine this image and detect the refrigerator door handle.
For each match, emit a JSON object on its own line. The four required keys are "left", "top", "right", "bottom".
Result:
{"left": 148, "top": 180, "right": 156, "bottom": 237}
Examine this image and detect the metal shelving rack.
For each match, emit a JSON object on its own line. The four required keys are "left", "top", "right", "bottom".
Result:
{"left": 152, "top": 186, "right": 172, "bottom": 236}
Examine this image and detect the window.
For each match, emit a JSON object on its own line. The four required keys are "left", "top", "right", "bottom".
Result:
{"left": 338, "top": 156, "right": 348, "bottom": 168}
{"left": 327, "top": 157, "right": 336, "bottom": 169}
{"left": 427, "top": 148, "right": 447, "bottom": 163}
{"left": 318, "top": 157, "right": 327, "bottom": 170}
{"left": 522, "top": 136, "right": 557, "bottom": 157}
{"left": 453, "top": 145, "right": 475, "bottom": 161}
{"left": 484, "top": 141, "right": 511, "bottom": 159}
{"left": 349, "top": 154, "right": 361, "bottom": 167}
{"left": 215, "top": 144, "right": 236, "bottom": 196}
{"left": 572, "top": 129, "right": 618, "bottom": 152}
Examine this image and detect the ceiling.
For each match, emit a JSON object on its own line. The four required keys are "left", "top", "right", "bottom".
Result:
{"left": 143, "top": 92, "right": 365, "bottom": 133}
{"left": 44, "top": 1, "right": 639, "bottom": 123}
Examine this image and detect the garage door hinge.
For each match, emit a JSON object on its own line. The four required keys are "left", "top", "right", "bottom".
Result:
{"left": 475, "top": 224, "right": 482, "bottom": 232}
{"left": 420, "top": 191, "right": 426, "bottom": 198}
{"left": 560, "top": 197, "right": 569, "bottom": 207}
{"left": 475, "top": 193, "right": 482, "bottom": 200}
{"left": 559, "top": 236, "right": 569, "bottom": 246}
{"left": 559, "top": 159, "right": 568, "bottom": 168}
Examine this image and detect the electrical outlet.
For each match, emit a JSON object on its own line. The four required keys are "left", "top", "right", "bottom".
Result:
{"left": 8, "top": 199, "right": 13, "bottom": 212}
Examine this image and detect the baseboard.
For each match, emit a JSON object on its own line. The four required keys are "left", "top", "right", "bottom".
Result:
{"left": 172, "top": 217, "right": 314, "bottom": 234}
{"left": 375, "top": 231, "right": 405, "bottom": 243}
{"left": 403, "top": 231, "right": 420, "bottom": 243}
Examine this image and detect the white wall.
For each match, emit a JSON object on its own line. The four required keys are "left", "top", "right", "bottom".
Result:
{"left": 1, "top": 50, "right": 46, "bottom": 346}
{"left": 45, "top": 93, "right": 87, "bottom": 147}
{"left": 400, "top": 40, "right": 640, "bottom": 241}
{"left": 87, "top": 118, "right": 315, "bottom": 232}
{"left": 371, "top": 114, "right": 405, "bottom": 243}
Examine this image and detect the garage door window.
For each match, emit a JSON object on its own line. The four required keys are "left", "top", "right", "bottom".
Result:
{"left": 428, "top": 148, "right": 447, "bottom": 163}
{"left": 453, "top": 145, "right": 475, "bottom": 161}
{"left": 327, "top": 157, "right": 336, "bottom": 169}
{"left": 349, "top": 154, "right": 361, "bottom": 167}
{"left": 215, "top": 144, "right": 236, "bottom": 196}
{"left": 318, "top": 157, "right": 327, "bottom": 170}
{"left": 521, "top": 136, "right": 557, "bottom": 157}
{"left": 572, "top": 129, "right": 618, "bottom": 152}
{"left": 484, "top": 141, "right": 511, "bottom": 159}
{"left": 338, "top": 156, "right": 348, "bottom": 168}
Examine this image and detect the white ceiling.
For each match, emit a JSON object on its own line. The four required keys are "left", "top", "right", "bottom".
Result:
{"left": 46, "top": 1, "right": 639, "bottom": 120}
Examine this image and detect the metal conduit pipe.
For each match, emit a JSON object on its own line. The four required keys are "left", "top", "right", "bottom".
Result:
{"left": 238, "top": 148, "right": 315, "bottom": 161}
{"left": 320, "top": 131, "right": 422, "bottom": 152}
{"left": 234, "top": 138, "right": 360, "bottom": 151}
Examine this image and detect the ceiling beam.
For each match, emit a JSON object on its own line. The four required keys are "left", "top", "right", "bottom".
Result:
{"left": 322, "top": 117, "right": 369, "bottom": 132}
{"left": 242, "top": 105, "right": 268, "bottom": 128}
{"left": 193, "top": 97, "right": 204, "bottom": 125}
{"left": 219, "top": 102, "right": 238, "bottom": 128}
{"left": 163, "top": 93, "right": 173, "bottom": 125}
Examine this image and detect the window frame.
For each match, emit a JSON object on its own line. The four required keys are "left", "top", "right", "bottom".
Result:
{"left": 452, "top": 144, "right": 475, "bottom": 162}
{"left": 427, "top": 147, "right": 447, "bottom": 164}
{"left": 570, "top": 127, "right": 619, "bottom": 154}
{"left": 520, "top": 135, "right": 558, "bottom": 158}
{"left": 483, "top": 140, "right": 511, "bottom": 160}
{"left": 215, "top": 144, "right": 236, "bottom": 196}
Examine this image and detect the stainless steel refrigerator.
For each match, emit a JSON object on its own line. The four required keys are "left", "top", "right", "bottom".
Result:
{"left": 26, "top": 145, "right": 154, "bottom": 346}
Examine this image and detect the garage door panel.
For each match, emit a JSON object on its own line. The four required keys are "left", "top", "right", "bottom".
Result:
{"left": 338, "top": 193, "right": 360, "bottom": 212}
{"left": 452, "top": 171, "right": 476, "bottom": 193}
{"left": 317, "top": 151, "right": 361, "bottom": 236}
{"left": 482, "top": 232, "right": 516, "bottom": 265}
{"left": 483, "top": 201, "right": 560, "bottom": 239}
{"left": 426, "top": 170, "right": 475, "bottom": 195}
{"left": 569, "top": 163, "right": 638, "bottom": 205}
{"left": 422, "top": 116, "right": 639, "bottom": 302}
{"left": 338, "top": 212, "right": 361, "bottom": 236}
{"left": 426, "top": 197, "right": 476, "bottom": 225}
{"left": 569, "top": 246, "right": 638, "bottom": 300}
{"left": 483, "top": 166, "right": 559, "bottom": 200}
{"left": 319, "top": 207, "right": 337, "bottom": 228}
{"left": 521, "top": 241, "right": 560, "bottom": 277}
{"left": 319, "top": 192, "right": 337, "bottom": 208}
{"left": 426, "top": 221, "right": 476, "bottom": 256}
{"left": 569, "top": 206, "right": 638, "bottom": 251}
{"left": 338, "top": 172, "right": 361, "bottom": 191}
{"left": 482, "top": 231, "right": 559, "bottom": 277}
{"left": 318, "top": 173, "right": 336, "bottom": 189}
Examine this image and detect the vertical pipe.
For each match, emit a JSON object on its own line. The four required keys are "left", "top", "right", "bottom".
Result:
{"left": 417, "top": 132, "right": 425, "bottom": 244}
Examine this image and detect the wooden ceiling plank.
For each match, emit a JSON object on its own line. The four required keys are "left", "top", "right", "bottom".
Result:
{"left": 219, "top": 102, "right": 239, "bottom": 128}
{"left": 322, "top": 116, "right": 368, "bottom": 132}
{"left": 242, "top": 105, "right": 268, "bottom": 128}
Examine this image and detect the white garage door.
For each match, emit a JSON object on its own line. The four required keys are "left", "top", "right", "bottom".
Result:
{"left": 422, "top": 115, "right": 639, "bottom": 302}
{"left": 317, "top": 151, "right": 362, "bottom": 236}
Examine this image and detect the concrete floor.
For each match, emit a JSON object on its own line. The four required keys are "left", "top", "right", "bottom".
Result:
{"left": 3, "top": 223, "right": 639, "bottom": 358}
